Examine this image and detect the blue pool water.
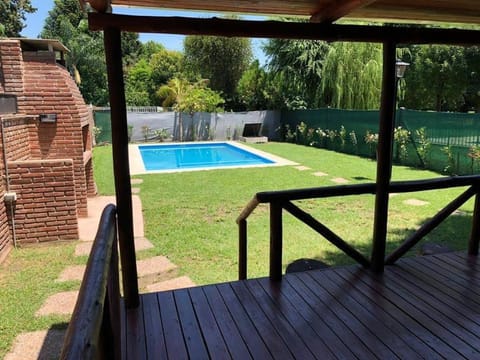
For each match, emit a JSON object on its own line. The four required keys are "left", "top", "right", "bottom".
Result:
{"left": 139, "top": 142, "right": 275, "bottom": 171}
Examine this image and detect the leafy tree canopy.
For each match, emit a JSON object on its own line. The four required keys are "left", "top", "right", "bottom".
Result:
{"left": 0, "top": 0, "right": 36, "bottom": 37}
{"left": 183, "top": 34, "right": 252, "bottom": 109}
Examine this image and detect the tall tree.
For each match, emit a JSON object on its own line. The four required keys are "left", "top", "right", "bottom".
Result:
{"left": 0, "top": 0, "right": 36, "bottom": 37}
{"left": 41, "top": 0, "right": 141, "bottom": 105}
{"left": 403, "top": 45, "right": 467, "bottom": 111}
{"left": 183, "top": 34, "right": 252, "bottom": 109}
{"left": 264, "top": 38, "right": 329, "bottom": 109}
{"left": 321, "top": 42, "right": 382, "bottom": 110}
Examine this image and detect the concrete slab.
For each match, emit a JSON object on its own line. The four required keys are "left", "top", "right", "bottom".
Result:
{"left": 56, "top": 265, "right": 86, "bottom": 282}
{"left": 145, "top": 276, "right": 195, "bottom": 292}
{"left": 79, "top": 195, "right": 144, "bottom": 241}
{"left": 4, "top": 329, "right": 66, "bottom": 360}
{"left": 403, "top": 199, "right": 429, "bottom": 206}
{"left": 313, "top": 171, "right": 328, "bottom": 177}
{"left": 131, "top": 178, "right": 144, "bottom": 185}
{"left": 331, "top": 177, "right": 349, "bottom": 184}
{"left": 294, "top": 165, "right": 311, "bottom": 171}
{"left": 131, "top": 187, "right": 141, "bottom": 194}
{"left": 35, "top": 291, "right": 78, "bottom": 317}
{"left": 75, "top": 236, "right": 153, "bottom": 257}
{"left": 136, "top": 256, "right": 178, "bottom": 288}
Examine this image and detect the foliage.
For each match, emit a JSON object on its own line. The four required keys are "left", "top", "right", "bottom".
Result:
{"left": 92, "top": 126, "right": 102, "bottom": 143}
{"left": 264, "top": 37, "right": 329, "bottom": 109}
{"left": 441, "top": 145, "right": 456, "bottom": 175}
{"left": 321, "top": 42, "right": 382, "bottom": 109}
{"left": 467, "top": 145, "right": 480, "bottom": 173}
{"left": 176, "top": 86, "right": 224, "bottom": 114}
{"left": 394, "top": 126, "right": 410, "bottom": 162}
{"left": 403, "top": 45, "right": 468, "bottom": 111}
{"left": 141, "top": 125, "right": 151, "bottom": 142}
{"left": 41, "top": 0, "right": 141, "bottom": 106}
{"left": 415, "top": 127, "right": 431, "bottom": 168}
{"left": 237, "top": 60, "right": 271, "bottom": 110}
{"left": 183, "top": 33, "right": 252, "bottom": 109}
{"left": 0, "top": 0, "right": 36, "bottom": 37}
{"left": 364, "top": 130, "right": 379, "bottom": 159}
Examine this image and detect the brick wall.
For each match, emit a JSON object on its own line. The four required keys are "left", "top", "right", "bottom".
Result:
{"left": 8, "top": 160, "right": 78, "bottom": 243}
{"left": 0, "top": 39, "right": 96, "bottom": 254}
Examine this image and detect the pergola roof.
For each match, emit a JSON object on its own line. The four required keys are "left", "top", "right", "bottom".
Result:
{"left": 91, "top": 0, "right": 480, "bottom": 25}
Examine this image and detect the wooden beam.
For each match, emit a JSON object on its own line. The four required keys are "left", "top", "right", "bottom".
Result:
{"left": 310, "top": 0, "right": 377, "bottom": 23}
{"left": 88, "top": 13, "right": 480, "bottom": 46}
{"left": 103, "top": 27, "right": 139, "bottom": 309}
{"left": 88, "top": 0, "right": 111, "bottom": 13}
{"left": 370, "top": 41, "right": 396, "bottom": 273}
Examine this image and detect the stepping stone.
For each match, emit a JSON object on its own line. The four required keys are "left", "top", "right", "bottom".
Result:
{"left": 4, "top": 329, "right": 66, "bottom": 360}
{"left": 131, "top": 187, "right": 141, "bottom": 194}
{"left": 286, "top": 258, "right": 329, "bottom": 273}
{"left": 75, "top": 237, "right": 153, "bottom": 257}
{"left": 419, "top": 243, "right": 452, "bottom": 256}
{"left": 136, "top": 256, "right": 178, "bottom": 288}
{"left": 331, "top": 177, "right": 349, "bottom": 184}
{"left": 145, "top": 276, "right": 196, "bottom": 292}
{"left": 131, "top": 178, "right": 144, "bottom": 185}
{"left": 389, "top": 193, "right": 399, "bottom": 197}
{"left": 403, "top": 199, "right": 429, "bottom": 206}
{"left": 452, "top": 210, "right": 468, "bottom": 216}
{"left": 36, "top": 291, "right": 78, "bottom": 317}
{"left": 294, "top": 165, "right": 311, "bottom": 171}
{"left": 56, "top": 265, "right": 86, "bottom": 282}
{"left": 313, "top": 171, "right": 328, "bottom": 177}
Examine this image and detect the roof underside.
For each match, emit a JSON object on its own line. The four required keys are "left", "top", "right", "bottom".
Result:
{"left": 109, "top": 0, "right": 480, "bottom": 25}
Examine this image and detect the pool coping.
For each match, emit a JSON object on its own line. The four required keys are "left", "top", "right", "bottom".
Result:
{"left": 128, "top": 141, "right": 298, "bottom": 175}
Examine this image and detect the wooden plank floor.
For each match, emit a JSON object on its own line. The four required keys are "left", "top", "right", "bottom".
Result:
{"left": 122, "top": 252, "right": 480, "bottom": 359}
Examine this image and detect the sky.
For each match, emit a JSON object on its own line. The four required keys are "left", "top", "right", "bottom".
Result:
{"left": 21, "top": 0, "right": 268, "bottom": 64}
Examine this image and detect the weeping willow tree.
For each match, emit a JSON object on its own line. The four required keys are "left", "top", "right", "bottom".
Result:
{"left": 321, "top": 42, "right": 383, "bottom": 110}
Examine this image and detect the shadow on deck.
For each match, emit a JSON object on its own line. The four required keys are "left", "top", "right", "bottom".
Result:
{"left": 123, "top": 251, "right": 480, "bottom": 359}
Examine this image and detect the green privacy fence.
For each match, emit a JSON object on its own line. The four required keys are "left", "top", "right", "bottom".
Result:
{"left": 281, "top": 108, "right": 480, "bottom": 175}
{"left": 93, "top": 110, "right": 112, "bottom": 144}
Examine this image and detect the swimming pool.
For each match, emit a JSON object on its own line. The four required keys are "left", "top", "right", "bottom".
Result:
{"left": 129, "top": 142, "right": 296, "bottom": 174}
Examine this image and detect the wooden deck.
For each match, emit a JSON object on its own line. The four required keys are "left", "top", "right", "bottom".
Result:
{"left": 122, "top": 252, "right": 480, "bottom": 359}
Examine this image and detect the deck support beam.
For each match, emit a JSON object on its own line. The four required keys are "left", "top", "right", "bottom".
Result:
{"left": 469, "top": 191, "right": 480, "bottom": 255}
{"left": 270, "top": 202, "right": 283, "bottom": 281}
{"left": 371, "top": 41, "right": 397, "bottom": 273}
{"left": 103, "top": 27, "right": 139, "bottom": 308}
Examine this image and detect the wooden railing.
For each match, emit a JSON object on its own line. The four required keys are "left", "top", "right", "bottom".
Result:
{"left": 60, "top": 204, "right": 121, "bottom": 360}
{"left": 237, "top": 175, "right": 480, "bottom": 281}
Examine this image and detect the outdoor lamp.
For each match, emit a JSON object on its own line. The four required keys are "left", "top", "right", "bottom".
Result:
{"left": 395, "top": 60, "right": 410, "bottom": 78}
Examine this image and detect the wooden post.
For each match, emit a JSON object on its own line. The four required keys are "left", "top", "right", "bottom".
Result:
{"left": 103, "top": 27, "right": 139, "bottom": 308}
{"left": 469, "top": 191, "right": 480, "bottom": 255}
{"left": 239, "top": 219, "right": 247, "bottom": 280}
{"left": 269, "top": 202, "right": 283, "bottom": 281}
{"left": 371, "top": 41, "right": 397, "bottom": 272}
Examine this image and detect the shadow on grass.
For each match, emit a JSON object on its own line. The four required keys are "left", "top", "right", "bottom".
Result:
{"left": 295, "top": 211, "right": 474, "bottom": 269}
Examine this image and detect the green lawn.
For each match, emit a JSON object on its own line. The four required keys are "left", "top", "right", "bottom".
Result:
{"left": 95, "top": 142, "right": 475, "bottom": 285}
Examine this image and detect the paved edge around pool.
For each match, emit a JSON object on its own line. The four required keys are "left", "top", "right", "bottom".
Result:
{"left": 128, "top": 141, "right": 298, "bottom": 175}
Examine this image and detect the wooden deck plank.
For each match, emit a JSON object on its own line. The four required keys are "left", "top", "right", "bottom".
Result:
{"left": 142, "top": 292, "right": 167, "bottom": 359}
{"left": 284, "top": 273, "right": 377, "bottom": 359}
{"left": 315, "top": 269, "right": 422, "bottom": 359}
{"left": 174, "top": 289, "right": 210, "bottom": 359}
{"left": 343, "top": 267, "right": 470, "bottom": 359}
{"left": 299, "top": 272, "right": 399, "bottom": 359}
{"left": 255, "top": 278, "right": 341, "bottom": 359}
{"left": 244, "top": 279, "right": 323, "bottom": 359}
{"left": 389, "top": 264, "right": 480, "bottom": 337}
{"left": 188, "top": 286, "right": 231, "bottom": 358}
{"left": 329, "top": 269, "right": 440, "bottom": 359}
{"left": 228, "top": 282, "right": 296, "bottom": 359}
{"left": 381, "top": 265, "right": 480, "bottom": 357}
{"left": 125, "top": 252, "right": 480, "bottom": 359}
{"left": 157, "top": 291, "right": 189, "bottom": 359}
{"left": 258, "top": 276, "right": 357, "bottom": 359}
{"left": 216, "top": 283, "right": 274, "bottom": 359}
{"left": 202, "top": 285, "right": 253, "bottom": 360}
